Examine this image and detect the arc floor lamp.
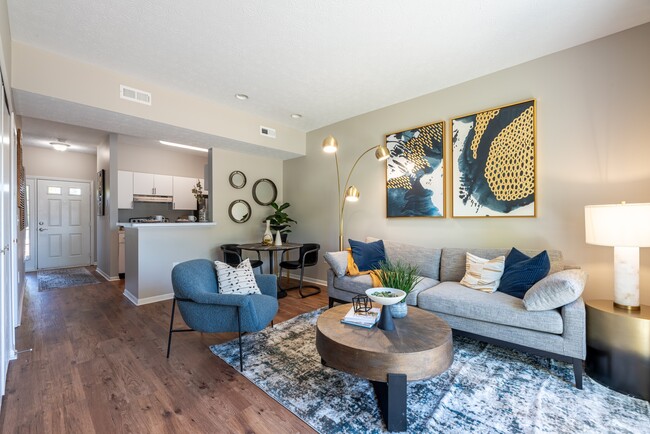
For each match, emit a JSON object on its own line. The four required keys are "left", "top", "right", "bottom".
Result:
{"left": 322, "top": 135, "right": 390, "bottom": 251}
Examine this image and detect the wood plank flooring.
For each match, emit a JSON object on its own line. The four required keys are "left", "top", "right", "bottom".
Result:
{"left": 0, "top": 269, "right": 328, "bottom": 433}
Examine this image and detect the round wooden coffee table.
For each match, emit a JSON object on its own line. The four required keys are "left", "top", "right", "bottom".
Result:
{"left": 316, "top": 304, "right": 453, "bottom": 432}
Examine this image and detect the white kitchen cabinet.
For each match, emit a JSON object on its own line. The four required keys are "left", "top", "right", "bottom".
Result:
{"left": 133, "top": 172, "right": 174, "bottom": 196}
{"left": 118, "top": 170, "right": 134, "bottom": 209}
{"left": 173, "top": 176, "right": 198, "bottom": 210}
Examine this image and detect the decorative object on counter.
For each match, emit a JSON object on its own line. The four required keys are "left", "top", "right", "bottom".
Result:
{"left": 192, "top": 179, "right": 207, "bottom": 221}
{"left": 96, "top": 169, "right": 105, "bottom": 216}
{"left": 229, "top": 170, "right": 247, "bottom": 189}
{"left": 263, "top": 201, "right": 297, "bottom": 242}
{"left": 386, "top": 120, "right": 445, "bottom": 217}
{"left": 376, "top": 260, "right": 422, "bottom": 319}
{"left": 262, "top": 220, "right": 274, "bottom": 245}
{"left": 228, "top": 200, "right": 251, "bottom": 223}
{"left": 352, "top": 294, "right": 372, "bottom": 314}
{"left": 365, "top": 287, "right": 406, "bottom": 331}
{"left": 252, "top": 178, "right": 278, "bottom": 206}
{"left": 452, "top": 99, "right": 536, "bottom": 217}
{"left": 585, "top": 202, "right": 650, "bottom": 311}
{"left": 321, "top": 135, "right": 390, "bottom": 250}
{"left": 274, "top": 230, "right": 283, "bottom": 246}
{"left": 188, "top": 215, "right": 197, "bottom": 222}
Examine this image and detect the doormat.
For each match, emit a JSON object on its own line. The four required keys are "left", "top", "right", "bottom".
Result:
{"left": 210, "top": 309, "right": 649, "bottom": 434}
{"left": 37, "top": 267, "right": 101, "bottom": 292}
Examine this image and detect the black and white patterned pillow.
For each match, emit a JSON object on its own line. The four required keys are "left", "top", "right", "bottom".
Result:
{"left": 214, "top": 259, "right": 261, "bottom": 295}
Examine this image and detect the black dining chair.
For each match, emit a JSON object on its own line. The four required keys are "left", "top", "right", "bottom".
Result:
{"left": 221, "top": 244, "right": 264, "bottom": 271}
{"left": 278, "top": 243, "right": 321, "bottom": 298}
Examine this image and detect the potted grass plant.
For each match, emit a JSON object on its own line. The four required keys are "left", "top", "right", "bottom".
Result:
{"left": 377, "top": 259, "right": 422, "bottom": 318}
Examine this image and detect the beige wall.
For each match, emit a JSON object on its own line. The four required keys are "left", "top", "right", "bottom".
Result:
{"left": 210, "top": 148, "right": 283, "bottom": 272}
{"left": 117, "top": 139, "right": 207, "bottom": 177}
{"left": 285, "top": 23, "right": 650, "bottom": 304}
{"left": 0, "top": 0, "right": 11, "bottom": 90}
{"left": 23, "top": 146, "right": 97, "bottom": 180}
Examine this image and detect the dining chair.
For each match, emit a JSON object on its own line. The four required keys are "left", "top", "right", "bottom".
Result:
{"left": 221, "top": 243, "right": 263, "bottom": 272}
{"left": 167, "top": 259, "right": 278, "bottom": 371}
{"left": 278, "top": 243, "right": 321, "bottom": 298}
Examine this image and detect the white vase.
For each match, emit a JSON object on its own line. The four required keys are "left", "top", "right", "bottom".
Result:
{"left": 274, "top": 230, "right": 283, "bottom": 246}
{"left": 390, "top": 301, "right": 408, "bottom": 318}
{"left": 262, "top": 220, "right": 273, "bottom": 245}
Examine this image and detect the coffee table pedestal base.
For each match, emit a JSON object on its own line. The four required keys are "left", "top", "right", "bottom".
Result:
{"left": 371, "top": 373, "right": 407, "bottom": 432}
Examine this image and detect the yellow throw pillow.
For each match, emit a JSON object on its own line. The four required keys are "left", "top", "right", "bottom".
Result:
{"left": 459, "top": 252, "right": 506, "bottom": 293}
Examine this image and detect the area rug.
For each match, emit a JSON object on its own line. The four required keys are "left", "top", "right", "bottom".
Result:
{"left": 210, "top": 308, "right": 650, "bottom": 434}
{"left": 37, "top": 267, "right": 101, "bottom": 291}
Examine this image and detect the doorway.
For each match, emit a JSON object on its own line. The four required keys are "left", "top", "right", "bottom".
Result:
{"left": 36, "top": 179, "right": 91, "bottom": 269}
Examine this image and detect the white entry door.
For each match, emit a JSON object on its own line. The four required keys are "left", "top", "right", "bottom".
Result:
{"left": 37, "top": 179, "right": 91, "bottom": 269}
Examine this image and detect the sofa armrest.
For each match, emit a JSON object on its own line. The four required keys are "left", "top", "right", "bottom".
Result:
{"left": 560, "top": 297, "right": 586, "bottom": 359}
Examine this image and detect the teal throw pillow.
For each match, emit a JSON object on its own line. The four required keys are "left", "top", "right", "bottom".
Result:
{"left": 348, "top": 239, "right": 386, "bottom": 272}
{"left": 497, "top": 248, "right": 550, "bottom": 299}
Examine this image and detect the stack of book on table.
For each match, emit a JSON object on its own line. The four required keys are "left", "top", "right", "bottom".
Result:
{"left": 340, "top": 306, "right": 381, "bottom": 328}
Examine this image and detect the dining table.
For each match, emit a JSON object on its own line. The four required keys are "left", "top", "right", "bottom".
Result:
{"left": 237, "top": 242, "right": 302, "bottom": 298}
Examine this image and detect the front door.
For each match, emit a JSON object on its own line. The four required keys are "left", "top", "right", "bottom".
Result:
{"left": 37, "top": 179, "right": 91, "bottom": 269}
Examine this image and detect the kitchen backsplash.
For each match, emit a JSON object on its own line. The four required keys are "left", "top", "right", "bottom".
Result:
{"left": 118, "top": 202, "right": 200, "bottom": 222}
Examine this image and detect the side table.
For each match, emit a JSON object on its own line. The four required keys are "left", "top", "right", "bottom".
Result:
{"left": 585, "top": 300, "right": 649, "bottom": 401}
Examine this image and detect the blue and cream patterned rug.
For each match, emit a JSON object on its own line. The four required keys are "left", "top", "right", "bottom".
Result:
{"left": 210, "top": 308, "right": 649, "bottom": 433}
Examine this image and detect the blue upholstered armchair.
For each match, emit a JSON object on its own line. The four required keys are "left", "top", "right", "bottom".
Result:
{"left": 166, "top": 259, "right": 278, "bottom": 370}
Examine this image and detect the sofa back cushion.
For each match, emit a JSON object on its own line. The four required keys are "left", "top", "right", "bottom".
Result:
{"left": 366, "top": 237, "right": 442, "bottom": 280}
{"left": 440, "top": 248, "right": 563, "bottom": 282}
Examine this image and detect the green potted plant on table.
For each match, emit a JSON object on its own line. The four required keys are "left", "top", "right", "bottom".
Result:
{"left": 377, "top": 260, "right": 422, "bottom": 318}
{"left": 263, "top": 201, "right": 297, "bottom": 242}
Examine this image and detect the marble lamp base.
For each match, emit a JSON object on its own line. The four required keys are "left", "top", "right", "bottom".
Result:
{"left": 614, "top": 246, "right": 640, "bottom": 311}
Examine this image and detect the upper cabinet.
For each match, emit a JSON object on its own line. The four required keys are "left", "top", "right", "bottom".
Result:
{"left": 118, "top": 170, "right": 134, "bottom": 209}
{"left": 133, "top": 172, "right": 173, "bottom": 196}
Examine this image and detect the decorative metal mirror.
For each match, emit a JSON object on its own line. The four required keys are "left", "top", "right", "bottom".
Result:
{"left": 229, "top": 170, "right": 247, "bottom": 189}
{"left": 228, "top": 200, "right": 251, "bottom": 223}
{"left": 252, "top": 178, "right": 277, "bottom": 206}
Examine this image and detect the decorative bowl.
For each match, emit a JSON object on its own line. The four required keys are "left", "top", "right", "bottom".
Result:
{"left": 365, "top": 288, "right": 406, "bottom": 306}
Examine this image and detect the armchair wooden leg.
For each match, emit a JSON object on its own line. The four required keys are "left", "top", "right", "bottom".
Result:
{"left": 237, "top": 307, "right": 243, "bottom": 372}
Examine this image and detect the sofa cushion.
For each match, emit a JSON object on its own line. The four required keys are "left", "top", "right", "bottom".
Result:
{"left": 333, "top": 274, "right": 438, "bottom": 306}
{"left": 417, "top": 281, "right": 563, "bottom": 334}
{"left": 440, "top": 248, "right": 563, "bottom": 282}
{"left": 366, "top": 237, "right": 442, "bottom": 280}
{"left": 459, "top": 253, "right": 505, "bottom": 293}
{"left": 523, "top": 269, "right": 587, "bottom": 311}
{"left": 498, "top": 249, "right": 550, "bottom": 299}
{"left": 349, "top": 239, "right": 386, "bottom": 271}
{"left": 323, "top": 251, "right": 349, "bottom": 277}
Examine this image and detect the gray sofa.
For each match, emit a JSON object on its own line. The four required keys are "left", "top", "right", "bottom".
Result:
{"left": 326, "top": 238, "right": 586, "bottom": 388}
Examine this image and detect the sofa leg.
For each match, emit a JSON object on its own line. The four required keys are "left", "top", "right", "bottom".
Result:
{"left": 328, "top": 297, "right": 335, "bottom": 308}
{"left": 572, "top": 358, "right": 583, "bottom": 389}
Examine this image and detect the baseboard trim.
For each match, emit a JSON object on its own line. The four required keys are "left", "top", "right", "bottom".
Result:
{"left": 123, "top": 290, "right": 174, "bottom": 306}
{"left": 95, "top": 268, "right": 120, "bottom": 282}
{"left": 287, "top": 273, "right": 327, "bottom": 286}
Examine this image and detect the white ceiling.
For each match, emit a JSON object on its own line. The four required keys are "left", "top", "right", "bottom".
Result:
{"left": 7, "top": 0, "right": 650, "bottom": 151}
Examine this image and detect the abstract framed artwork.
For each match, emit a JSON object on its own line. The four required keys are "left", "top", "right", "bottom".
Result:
{"left": 96, "top": 169, "right": 105, "bottom": 216}
{"left": 452, "top": 99, "right": 536, "bottom": 217}
{"left": 386, "top": 120, "right": 445, "bottom": 217}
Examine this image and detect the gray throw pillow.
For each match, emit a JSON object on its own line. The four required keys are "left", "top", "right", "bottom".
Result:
{"left": 523, "top": 269, "right": 587, "bottom": 311}
{"left": 324, "top": 251, "right": 349, "bottom": 277}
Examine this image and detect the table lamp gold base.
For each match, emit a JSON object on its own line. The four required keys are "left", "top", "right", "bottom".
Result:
{"left": 613, "top": 302, "right": 641, "bottom": 311}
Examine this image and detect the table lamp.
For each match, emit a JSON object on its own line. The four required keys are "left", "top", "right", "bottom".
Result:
{"left": 585, "top": 202, "right": 650, "bottom": 310}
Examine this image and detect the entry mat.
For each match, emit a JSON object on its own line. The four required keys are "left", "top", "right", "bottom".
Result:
{"left": 37, "top": 267, "right": 101, "bottom": 292}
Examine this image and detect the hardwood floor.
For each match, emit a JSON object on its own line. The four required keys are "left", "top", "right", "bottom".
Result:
{"left": 0, "top": 269, "right": 328, "bottom": 433}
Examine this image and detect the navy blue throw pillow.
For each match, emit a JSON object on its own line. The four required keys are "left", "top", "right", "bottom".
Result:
{"left": 498, "top": 248, "right": 550, "bottom": 299}
{"left": 348, "top": 239, "right": 386, "bottom": 272}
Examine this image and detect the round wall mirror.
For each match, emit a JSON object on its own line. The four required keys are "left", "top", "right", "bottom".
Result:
{"left": 229, "top": 171, "right": 247, "bottom": 189}
{"left": 228, "top": 200, "right": 251, "bottom": 223}
{"left": 252, "top": 178, "right": 277, "bottom": 206}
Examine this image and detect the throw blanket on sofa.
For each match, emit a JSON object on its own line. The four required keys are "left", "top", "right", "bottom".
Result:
{"left": 346, "top": 250, "right": 382, "bottom": 287}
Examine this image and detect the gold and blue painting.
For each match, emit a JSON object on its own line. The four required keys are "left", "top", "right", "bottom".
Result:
{"left": 452, "top": 99, "right": 536, "bottom": 217}
{"left": 385, "top": 121, "right": 445, "bottom": 217}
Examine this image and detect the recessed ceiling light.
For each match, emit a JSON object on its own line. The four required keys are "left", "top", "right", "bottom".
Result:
{"left": 159, "top": 140, "right": 208, "bottom": 153}
{"left": 235, "top": 94, "right": 249, "bottom": 100}
{"left": 50, "top": 142, "right": 70, "bottom": 152}
{"left": 291, "top": 114, "right": 303, "bottom": 119}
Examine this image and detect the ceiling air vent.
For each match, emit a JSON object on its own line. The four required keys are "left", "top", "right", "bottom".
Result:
{"left": 260, "top": 126, "right": 276, "bottom": 138}
{"left": 120, "top": 85, "right": 152, "bottom": 106}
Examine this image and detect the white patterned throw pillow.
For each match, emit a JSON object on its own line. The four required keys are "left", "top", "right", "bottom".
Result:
{"left": 459, "top": 252, "right": 506, "bottom": 293}
{"left": 214, "top": 259, "right": 261, "bottom": 295}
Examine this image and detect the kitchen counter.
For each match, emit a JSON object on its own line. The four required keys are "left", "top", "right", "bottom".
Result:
{"left": 118, "top": 222, "right": 217, "bottom": 228}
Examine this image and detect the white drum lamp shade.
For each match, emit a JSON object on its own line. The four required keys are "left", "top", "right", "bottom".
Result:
{"left": 585, "top": 203, "right": 650, "bottom": 310}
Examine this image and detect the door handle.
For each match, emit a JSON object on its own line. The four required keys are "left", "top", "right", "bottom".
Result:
{"left": 0, "top": 245, "right": 8, "bottom": 254}
{"left": 38, "top": 227, "right": 48, "bottom": 232}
